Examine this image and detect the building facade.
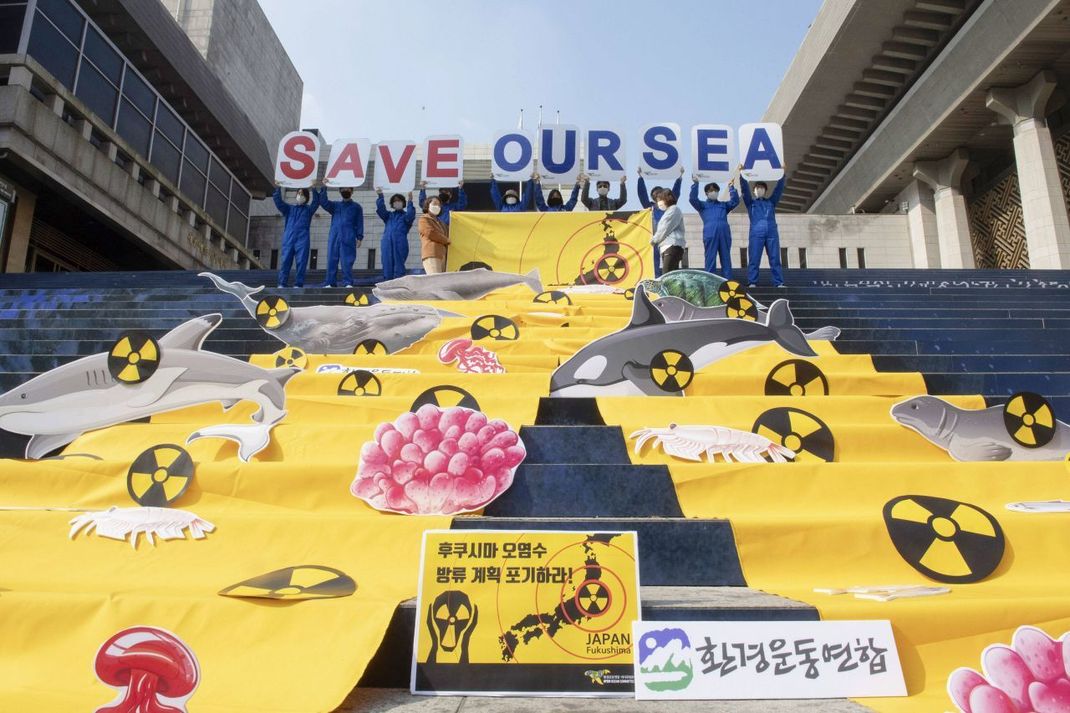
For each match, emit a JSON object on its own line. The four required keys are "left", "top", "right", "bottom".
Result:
{"left": 0, "top": 0, "right": 301, "bottom": 273}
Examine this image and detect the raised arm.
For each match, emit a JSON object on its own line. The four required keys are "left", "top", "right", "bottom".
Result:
{"left": 615, "top": 179, "right": 628, "bottom": 209}
{"left": 520, "top": 179, "right": 532, "bottom": 209}
{"left": 564, "top": 183, "right": 580, "bottom": 211}
{"left": 688, "top": 181, "right": 703, "bottom": 212}
{"left": 740, "top": 177, "right": 753, "bottom": 208}
{"left": 637, "top": 176, "right": 651, "bottom": 208}
{"left": 375, "top": 194, "right": 388, "bottom": 222}
{"left": 532, "top": 180, "right": 547, "bottom": 211}
{"left": 489, "top": 178, "right": 503, "bottom": 210}
{"left": 404, "top": 200, "right": 416, "bottom": 227}
{"left": 771, "top": 176, "right": 786, "bottom": 205}
{"left": 671, "top": 176, "right": 683, "bottom": 200}
{"left": 454, "top": 186, "right": 467, "bottom": 211}
{"left": 319, "top": 188, "right": 337, "bottom": 215}
{"left": 580, "top": 180, "right": 592, "bottom": 209}
{"left": 272, "top": 187, "right": 290, "bottom": 217}
{"left": 726, "top": 185, "right": 740, "bottom": 211}
{"left": 418, "top": 187, "right": 427, "bottom": 210}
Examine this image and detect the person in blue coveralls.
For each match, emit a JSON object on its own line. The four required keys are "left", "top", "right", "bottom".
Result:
{"left": 272, "top": 185, "right": 319, "bottom": 288}
{"left": 740, "top": 165, "right": 787, "bottom": 288}
{"left": 316, "top": 185, "right": 363, "bottom": 288}
{"left": 532, "top": 173, "right": 580, "bottom": 212}
{"left": 418, "top": 181, "right": 466, "bottom": 229}
{"left": 637, "top": 165, "right": 684, "bottom": 277}
{"left": 490, "top": 176, "right": 532, "bottom": 212}
{"left": 689, "top": 175, "right": 739, "bottom": 279}
{"left": 375, "top": 188, "right": 416, "bottom": 281}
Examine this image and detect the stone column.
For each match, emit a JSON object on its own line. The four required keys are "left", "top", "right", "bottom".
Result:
{"left": 899, "top": 180, "right": 941, "bottom": 268}
{"left": 913, "top": 149, "right": 975, "bottom": 269}
{"left": 986, "top": 70, "right": 1070, "bottom": 268}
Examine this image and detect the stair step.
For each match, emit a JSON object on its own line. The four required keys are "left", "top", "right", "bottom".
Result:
{"left": 518, "top": 426, "right": 631, "bottom": 465}
{"left": 486, "top": 465, "right": 682, "bottom": 518}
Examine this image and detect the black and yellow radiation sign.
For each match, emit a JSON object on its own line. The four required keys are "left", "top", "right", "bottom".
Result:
{"left": 219, "top": 565, "right": 356, "bottom": 600}
{"left": 595, "top": 254, "right": 630, "bottom": 285}
{"left": 337, "top": 370, "right": 382, "bottom": 397}
{"left": 717, "top": 280, "right": 746, "bottom": 304}
{"left": 353, "top": 339, "right": 388, "bottom": 355}
{"left": 410, "top": 385, "right": 480, "bottom": 412}
{"left": 471, "top": 315, "right": 520, "bottom": 341}
{"left": 883, "top": 495, "right": 1005, "bottom": 584}
{"left": 126, "top": 444, "right": 194, "bottom": 507}
{"left": 533, "top": 290, "right": 572, "bottom": 306}
{"left": 649, "top": 350, "right": 694, "bottom": 393}
{"left": 345, "top": 291, "right": 370, "bottom": 306}
{"left": 108, "top": 332, "right": 160, "bottom": 384}
{"left": 1003, "top": 392, "right": 1055, "bottom": 448}
{"left": 623, "top": 288, "right": 636, "bottom": 301}
{"left": 725, "top": 295, "right": 759, "bottom": 321}
{"left": 273, "top": 346, "right": 308, "bottom": 370}
{"left": 256, "top": 296, "right": 290, "bottom": 329}
{"left": 765, "top": 360, "right": 830, "bottom": 397}
{"left": 413, "top": 530, "right": 640, "bottom": 696}
{"left": 752, "top": 407, "right": 835, "bottom": 462}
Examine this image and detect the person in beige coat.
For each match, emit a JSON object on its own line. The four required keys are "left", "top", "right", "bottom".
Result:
{"left": 419, "top": 196, "right": 450, "bottom": 274}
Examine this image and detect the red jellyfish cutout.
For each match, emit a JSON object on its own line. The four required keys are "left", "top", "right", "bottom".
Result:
{"left": 94, "top": 626, "right": 200, "bottom": 713}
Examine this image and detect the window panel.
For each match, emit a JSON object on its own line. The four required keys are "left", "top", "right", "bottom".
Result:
{"left": 36, "top": 0, "right": 83, "bottom": 45}
{"left": 0, "top": 5, "right": 28, "bottom": 54}
{"left": 230, "top": 183, "right": 250, "bottom": 216}
{"left": 75, "top": 62, "right": 117, "bottom": 124}
{"left": 228, "top": 206, "right": 248, "bottom": 241}
{"left": 154, "top": 103, "right": 184, "bottom": 147}
{"left": 116, "top": 99, "right": 151, "bottom": 156}
{"left": 180, "top": 159, "right": 206, "bottom": 207}
{"left": 205, "top": 185, "right": 228, "bottom": 227}
{"left": 121, "top": 69, "right": 154, "bottom": 117}
{"left": 150, "top": 131, "right": 181, "bottom": 184}
{"left": 209, "top": 157, "right": 229, "bottom": 191}
{"left": 27, "top": 15, "right": 78, "bottom": 88}
{"left": 82, "top": 27, "right": 121, "bottom": 83}
{"left": 184, "top": 136, "right": 208, "bottom": 173}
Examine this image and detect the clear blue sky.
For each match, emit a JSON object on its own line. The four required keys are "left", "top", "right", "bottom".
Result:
{"left": 259, "top": 0, "right": 822, "bottom": 147}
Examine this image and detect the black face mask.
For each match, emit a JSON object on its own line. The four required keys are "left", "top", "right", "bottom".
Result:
{"left": 439, "top": 192, "right": 451, "bottom": 203}
{"left": 548, "top": 193, "right": 563, "bottom": 207}
{"left": 340, "top": 190, "right": 353, "bottom": 200}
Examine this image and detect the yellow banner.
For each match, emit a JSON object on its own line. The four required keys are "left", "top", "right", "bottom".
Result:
{"left": 447, "top": 210, "right": 654, "bottom": 288}
{"left": 413, "top": 530, "right": 640, "bottom": 696}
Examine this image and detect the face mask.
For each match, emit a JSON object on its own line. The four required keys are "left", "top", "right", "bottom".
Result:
{"left": 340, "top": 191, "right": 352, "bottom": 200}
{"left": 754, "top": 188, "right": 767, "bottom": 198}
{"left": 657, "top": 201, "right": 667, "bottom": 210}
{"left": 296, "top": 193, "right": 308, "bottom": 205}
{"left": 439, "top": 194, "right": 451, "bottom": 203}
{"left": 429, "top": 204, "right": 441, "bottom": 216}
{"left": 706, "top": 192, "right": 718, "bottom": 200}
{"left": 392, "top": 202, "right": 403, "bottom": 210}
{"left": 597, "top": 186, "right": 609, "bottom": 196}
{"left": 505, "top": 197, "right": 517, "bottom": 205}
{"left": 548, "top": 195, "right": 563, "bottom": 207}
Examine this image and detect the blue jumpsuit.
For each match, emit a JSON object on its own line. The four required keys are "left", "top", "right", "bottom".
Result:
{"left": 638, "top": 176, "right": 683, "bottom": 277}
{"left": 317, "top": 188, "right": 364, "bottom": 287}
{"left": 273, "top": 188, "right": 319, "bottom": 288}
{"left": 741, "top": 177, "right": 786, "bottom": 286}
{"left": 689, "top": 183, "right": 739, "bottom": 279}
{"left": 418, "top": 187, "right": 467, "bottom": 226}
{"left": 490, "top": 178, "right": 532, "bottom": 212}
{"left": 377, "top": 195, "right": 416, "bottom": 281}
{"left": 534, "top": 182, "right": 580, "bottom": 212}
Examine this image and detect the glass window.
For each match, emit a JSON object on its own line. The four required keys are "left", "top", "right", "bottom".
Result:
{"left": 209, "top": 157, "right": 229, "bottom": 191}
{"left": 180, "top": 160, "right": 206, "bottom": 206}
{"left": 36, "top": 0, "right": 83, "bottom": 45}
{"left": 230, "top": 182, "right": 250, "bottom": 215}
{"left": 229, "top": 207, "right": 248, "bottom": 241}
{"left": 116, "top": 100, "right": 151, "bottom": 156}
{"left": 184, "top": 136, "right": 208, "bottom": 173}
{"left": 82, "top": 27, "right": 121, "bottom": 83}
{"left": 75, "top": 62, "right": 117, "bottom": 124}
{"left": 0, "top": 4, "right": 28, "bottom": 54}
{"left": 27, "top": 14, "right": 78, "bottom": 89}
{"left": 121, "top": 69, "right": 154, "bottom": 118}
{"left": 154, "top": 103, "right": 184, "bottom": 147}
{"left": 150, "top": 131, "right": 181, "bottom": 184}
{"left": 205, "top": 185, "right": 228, "bottom": 227}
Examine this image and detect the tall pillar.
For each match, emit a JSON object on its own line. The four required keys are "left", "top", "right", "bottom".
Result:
{"left": 913, "top": 149, "right": 976, "bottom": 269}
{"left": 899, "top": 180, "right": 941, "bottom": 268}
{"left": 4, "top": 183, "right": 36, "bottom": 273}
{"left": 986, "top": 70, "right": 1070, "bottom": 268}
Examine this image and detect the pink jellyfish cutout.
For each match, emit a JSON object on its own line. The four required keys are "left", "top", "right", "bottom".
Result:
{"left": 438, "top": 338, "right": 506, "bottom": 374}
{"left": 351, "top": 404, "right": 526, "bottom": 515}
{"left": 948, "top": 626, "right": 1070, "bottom": 712}
{"left": 94, "top": 626, "right": 200, "bottom": 713}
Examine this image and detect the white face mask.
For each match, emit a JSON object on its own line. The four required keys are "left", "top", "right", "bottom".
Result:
{"left": 296, "top": 193, "right": 308, "bottom": 205}
{"left": 656, "top": 200, "right": 667, "bottom": 211}
{"left": 754, "top": 187, "right": 767, "bottom": 199}
{"left": 597, "top": 186, "right": 609, "bottom": 196}
{"left": 505, "top": 197, "right": 517, "bottom": 205}
{"left": 392, "top": 202, "right": 403, "bottom": 210}
{"left": 429, "top": 204, "right": 441, "bottom": 216}
{"left": 706, "top": 191, "right": 718, "bottom": 200}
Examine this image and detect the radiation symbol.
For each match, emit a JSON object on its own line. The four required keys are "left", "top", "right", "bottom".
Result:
{"left": 108, "top": 332, "right": 160, "bottom": 384}
{"left": 765, "top": 360, "right": 830, "bottom": 396}
{"left": 256, "top": 296, "right": 290, "bottom": 330}
{"left": 219, "top": 565, "right": 356, "bottom": 600}
{"left": 594, "top": 254, "right": 630, "bottom": 285}
{"left": 726, "top": 295, "right": 759, "bottom": 321}
{"left": 718, "top": 280, "right": 747, "bottom": 303}
{"left": 533, "top": 290, "right": 572, "bottom": 306}
{"left": 649, "top": 350, "right": 694, "bottom": 393}
{"left": 623, "top": 288, "right": 635, "bottom": 301}
{"left": 1003, "top": 392, "right": 1055, "bottom": 448}
{"left": 883, "top": 495, "right": 1005, "bottom": 584}
{"left": 460, "top": 261, "right": 492, "bottom": 271}
{"left": 574, "top": 580, "right": 612, "bottom": 618}
{"left": 273, "top": 346, "right": 308, "bottom": 370}
{"left": 411, "top": 385, "right": 480, "bottom": 411}
{"left": 752, "top": 407, "right": 835, "bottom": 462}
{"left": 353, "top": 339, "right": 389, "bottom": 355}
{"left": 126, "top": 444, "right": 194, "bottom": 508}
{"left": 345, "top": 292, "right": 370, "bottom": 306}
{"left": 471, "top": 315, "right": 520, "bottom": 341}
{"left": 337, "top": 370, "right": 382, "bottom": 397}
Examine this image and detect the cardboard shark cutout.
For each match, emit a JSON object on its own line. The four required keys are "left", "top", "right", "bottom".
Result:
{"left": 372, "top": 268, "right": 542, "bottom": 301}
{"left": 0, "top": 314, "right": 296, "bottom": 461}
{"left": 651, "top": 295, "right": 842, "bottom": 341}
{"left": 549, "top": 285, "right": 817, "bottom": 397}
{"left": 202, "top": 273, "right": 456, "bottom": 353}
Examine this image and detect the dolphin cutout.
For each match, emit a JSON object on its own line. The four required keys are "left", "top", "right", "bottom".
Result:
{"left": 550, "top": 285, "right": 818, "bottom": 397}
{"left": 651, "top": 295, "right": 841, "bottom": 341}
{"left": 372, "top": 268, "right": 542, "bottom": 301}
{"left": 0, "top": 314, "right": 297, "bottom": 461}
